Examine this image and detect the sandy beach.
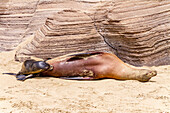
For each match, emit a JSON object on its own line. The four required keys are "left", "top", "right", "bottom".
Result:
{"left": 0, "top": 50, "right": 169, "bottom": 113}
{"left": 0, "top": 0, "right": 170, "bottom": 112}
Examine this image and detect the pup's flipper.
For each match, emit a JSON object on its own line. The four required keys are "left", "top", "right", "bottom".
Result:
{"left": 3, "top": 73, "right": 28, "bottom": 81}
{"left": 16, "top": 75, "right": 27, "bottom": 81}
{"left": 3, "top": 73, "right": 35, "bottom": 81}
{"left": 2, "top": 73, "right": 17, "bottom": 75}
{"left": 16, "top": 74, "right": 34, "bottom": 81}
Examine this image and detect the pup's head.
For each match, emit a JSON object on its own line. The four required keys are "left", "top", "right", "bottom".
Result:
{"left": 18, "top": 59, "right": 53, "bottom": 75}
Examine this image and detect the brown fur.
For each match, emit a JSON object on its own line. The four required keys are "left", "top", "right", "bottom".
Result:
{"left": 42, "top": 52, "right": 157, "bottom": 82}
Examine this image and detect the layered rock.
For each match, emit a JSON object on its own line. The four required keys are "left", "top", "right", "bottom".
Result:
{"left": 0, "top": 0, "right": 38, "bottom": 51}
{"left": 23, "top": 0, "right": 103, "bottom": 41}
{"left": 94, "top": 0, "right": 170, "bottom": 66}
{"left": 15, "top": 10, "right": 110, "bottom": 61}
{"left": 1, "top": 0, "right": 170, "bottom": 66}
{"left": 0, "top": 0, "right": 105, "bottom": 51}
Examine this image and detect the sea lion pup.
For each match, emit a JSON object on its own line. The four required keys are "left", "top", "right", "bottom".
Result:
{"left": 40, "top": 52, "right": 157, "bottom": 82}
{"left": 16, "top": 59, "right": 53, "bottom": 80}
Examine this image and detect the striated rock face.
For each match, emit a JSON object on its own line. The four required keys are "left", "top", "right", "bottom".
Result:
{"left": 1, "top": 0, "right": 170, "bottom": 66}
{"left": 0, "top": 0, "right": 104, "bottom": 51}
{"left": 0, "top": 0, "right": 38, "bottom": 51}
{"left": 94, "top": 0, "right": 170, "bottom": 66}
{"left": 15, "top": 10, "right": 110, "bottom": 61}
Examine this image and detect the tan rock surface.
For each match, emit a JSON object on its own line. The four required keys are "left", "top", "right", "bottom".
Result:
{"left": 94, "top": 0, "right": 170, "bottom": 66}
{"left": 15, "top": 9, "right": 110, "bottom": 62}
{"left": 11, "top": 0, "right": 170, "bottom": 66}
{"left": 0, "top": 0, "right": 105, "bottom": 51}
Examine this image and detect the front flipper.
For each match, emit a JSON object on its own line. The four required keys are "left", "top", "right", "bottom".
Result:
{"left": 3, "top": 73, "right": 34, "bottom": 81}
{"left": 16, "top": 75, "right": 27, "bottom": 81}
{"left": 16, "top": 74, "right": 35, "bottom": 81}
{"left": 59, "top": 76, "right": 94, "bottom": 80}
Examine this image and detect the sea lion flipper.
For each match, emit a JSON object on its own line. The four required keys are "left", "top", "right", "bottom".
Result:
{"left": 59, "top": 76, "right": 94, "bottom": 80}
{"left": 16, "top": 74, "right": 35, "bottom": 81}
{"left": 2, "top": 73, "right": 17, "bottom": 75}
{"left": 16, "top": 75, "right": 27, "bottom": 81}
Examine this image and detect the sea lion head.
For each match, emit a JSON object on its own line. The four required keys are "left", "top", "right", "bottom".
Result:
{"left": 18, "top": 59, "right": 53, "bottom": 75}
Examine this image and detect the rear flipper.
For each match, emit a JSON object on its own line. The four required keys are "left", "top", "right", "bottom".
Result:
{"left": 59, "top": 76, "right": 95, "bottom": 80}
{"left": 3, "top": 73, "right": 17, "bottom": 75}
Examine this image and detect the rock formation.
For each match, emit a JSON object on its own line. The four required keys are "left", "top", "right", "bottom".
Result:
{"left": 0, "top": 0, "right": 103, "bottom": 51}
{"left": 15, "top": 9, "right": 110, "bottom": 62}
{"left": 94, "top": 0, "right": 170, "bottom": 66}
{"left": 0, "top": 0, "right": 170, "bottom": 66}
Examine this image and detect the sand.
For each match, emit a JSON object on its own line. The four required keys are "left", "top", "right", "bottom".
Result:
{"left": 0, "top": 50, "right": 170, "bottom": 113}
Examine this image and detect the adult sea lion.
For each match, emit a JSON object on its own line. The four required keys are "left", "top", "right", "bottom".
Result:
{"left": 39, "top": 52, "right": 157, "bottom": 82}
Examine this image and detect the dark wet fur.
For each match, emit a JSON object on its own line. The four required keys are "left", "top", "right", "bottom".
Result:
{"left": 14, "top": 59, "right": 51, "bottom": 81}
{"left": 67, "top": 52, "right": 103, "bottom": 62}
{"left": 18, "top": 59, "right": 51, "bottom": 75}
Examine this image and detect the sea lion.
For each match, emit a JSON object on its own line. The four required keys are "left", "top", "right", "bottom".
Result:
{"left": 39, "top": 52, "right": 157, "bottom": 82}
{"left": 16, "top": 59, "right": 53, "bottom": 80}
